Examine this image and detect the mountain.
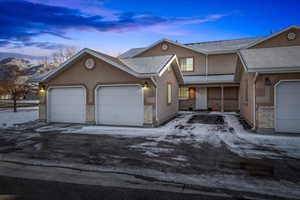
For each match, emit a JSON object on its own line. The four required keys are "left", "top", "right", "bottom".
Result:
{"left": 0, "top": 52, "right": 44, "bottom": 60}
{"left": 0, "top": 57, "right": 44, "bottom": 80}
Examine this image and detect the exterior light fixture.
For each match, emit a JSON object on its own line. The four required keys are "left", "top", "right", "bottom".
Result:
{"left": 39, "top": 85, "right": 46, "bottom": 94}
{"left": 143, "top": 81, "right": 149, "bottom": 90}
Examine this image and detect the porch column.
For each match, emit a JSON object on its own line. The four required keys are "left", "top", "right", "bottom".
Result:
{"left": 221, "top": 86, "right": 224, "bottom": 112}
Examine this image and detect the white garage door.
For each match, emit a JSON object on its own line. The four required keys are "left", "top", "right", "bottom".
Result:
{"left": 48, "top": 87, "right": 85, "bottom": 123}
{"left": 97, "top": 85, "right": 144, "bottom": 126}
{"left": 276, "top": 81, "right": 300, "bottom": 133}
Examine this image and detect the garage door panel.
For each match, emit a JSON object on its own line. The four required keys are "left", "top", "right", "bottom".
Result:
{"left": 277, "top": 119, "right": 300, "bottom": 133}
{"left": 276, "top": 81, "right": 300, "bottom": 133}
{"left": 48, "top": 87, "right": 85, "bottom": 123}
{"left": 97, "top": 86, "right": 143, "bottom": 126}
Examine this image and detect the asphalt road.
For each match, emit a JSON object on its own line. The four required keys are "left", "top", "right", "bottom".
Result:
{"left": 0, "top": 176, "right": 241, "bottom": 200}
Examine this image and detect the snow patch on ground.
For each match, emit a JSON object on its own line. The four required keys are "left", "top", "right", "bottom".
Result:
{"left": 0, "top": 107, "right": 38, "bottom": 128}
{"left": 62, "top": 111, "right": 300, "bottom": 160}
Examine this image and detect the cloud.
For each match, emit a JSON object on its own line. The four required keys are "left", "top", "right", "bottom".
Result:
{"left": 14, "top": 42, "right": 69, "bottom": 50}
{"left": 0, "top": 0, "right": 228, "bottom": 49}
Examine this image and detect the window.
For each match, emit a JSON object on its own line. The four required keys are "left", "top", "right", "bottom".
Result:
{"left": 179, "top": 57, "right": 193, "bottom": 71}
{"left": 178, "top": 87, "right": 189, "bottom": 100}
{"left": 167, "top": 83, "right": 172, "bottom": 104}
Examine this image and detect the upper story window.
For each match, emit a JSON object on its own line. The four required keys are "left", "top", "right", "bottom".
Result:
{"left": 179, "top": 57, "right": 194, "bottom": 72}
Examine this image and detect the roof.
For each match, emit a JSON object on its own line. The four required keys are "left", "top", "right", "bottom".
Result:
{"left": 183, "top": 74, "right": 236, "bottom": 84}
{"left": 239, "top": 46, "right": 300, "bottom": 73}
{"left": 118, "top": 37, "right": 264, "bottom": 58}
{"left": 120, "top": 55, "right": 174, "bottom": 74}
{"left": 118, "top": 25, "right": 300, "bottom": 58}
{"left": 118, "top": 48, "right": 145, "bottom": 59}
{"left": 34, "top": 48, "right": 183, "bottom": 83}
{"left": 185, "top": 37, "right": 263, "bottom": 53}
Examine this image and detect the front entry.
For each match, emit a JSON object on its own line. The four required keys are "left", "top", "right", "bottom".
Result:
{"left": 195, "top": 88, "right": 207, "bottom": 110}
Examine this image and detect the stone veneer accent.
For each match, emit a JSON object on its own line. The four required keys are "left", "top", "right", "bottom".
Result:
{"left": 144, "top": 105, "right": 153, "bottom": 124}
{"left": 257, "top": 106, "right": 274, "bottom": 129}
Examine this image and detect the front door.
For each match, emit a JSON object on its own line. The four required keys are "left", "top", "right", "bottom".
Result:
{"left": 196, "top": 88, "right": 207, "bottom": 110}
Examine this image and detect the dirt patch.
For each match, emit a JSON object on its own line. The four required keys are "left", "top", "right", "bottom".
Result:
{"left": 187, "top": 114, "right": 224, "bottom": 125}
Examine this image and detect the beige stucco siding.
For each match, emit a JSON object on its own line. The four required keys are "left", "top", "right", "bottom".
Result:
{"left": 137, "top": 42, "right": 206, "bottom": 76}
{"left": 239, "top": 66, "right": 256, "bottom": 126}
{"left": 40, "top": 54, "right": 156, "bottom": 124}
{"left": 251, "top": 28, "right": 300, "bottom": 49}
{"left": 155, "top": 64, "right": 179, "bottom": 124}
{"left": 207, "top": 53, "right": 237, "bottom": 75}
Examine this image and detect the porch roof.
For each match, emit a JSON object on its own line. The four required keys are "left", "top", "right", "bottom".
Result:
{"left": 183, "top": 74, "right": 235, "bottom": 84}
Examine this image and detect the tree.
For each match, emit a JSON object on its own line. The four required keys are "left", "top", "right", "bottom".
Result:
{"left": 37, "top": 47, "right": 78, "bottom": 74}
{"left": 0, "top": 61, "right": 37, "bottom": 112}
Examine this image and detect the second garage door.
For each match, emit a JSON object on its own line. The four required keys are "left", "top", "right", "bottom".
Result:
{"left": 96, "top": 85, "right": 144, "bottom": 126}
{"left": 276, "top": 81, "right": 300, "bottom": 133}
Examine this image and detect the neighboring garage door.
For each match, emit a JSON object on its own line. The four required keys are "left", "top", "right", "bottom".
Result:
{"left": 96, "top": 85, "right": 144, "bottom": 126}
{"left": 276, "top": 81, "right": 300, "bottom": 133}
{"left": 48, "top": 87, "right": 85, "bottom": 123}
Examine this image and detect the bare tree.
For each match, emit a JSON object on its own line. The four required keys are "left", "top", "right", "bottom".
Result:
{"left": 38, "top": 47, "right": 78, "bottom": 74}
{"left": 0, "top": 69, "right": 35, "bottom": 112}
{"left": 52, "top": 47, "right": 78, "bottom": 67}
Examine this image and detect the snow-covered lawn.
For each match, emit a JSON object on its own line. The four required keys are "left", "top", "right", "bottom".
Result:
{"left": 0, "top": 100, "right": 39, "bottom": 104}
{"left": 0, "top": 107, "right": 38, "bottom": 128}
{"left": 61, "top": 111, "right": 300, "bottom": 159}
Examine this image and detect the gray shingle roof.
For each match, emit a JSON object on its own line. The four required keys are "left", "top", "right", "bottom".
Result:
{"left": 120, "top": 55, "right": 174, "bottom": 74}
{"left": 185, "top": 37, "right": 264, "bottom": 53}
{"left": 183, "top": 74, "right": 235, "bottom": 84}
{"left": 239, "top": 46, "right": 300, "bottom": 72}
{"left": 118, "top": 48, "right": 145, "bottom": 59}
{"left": 118, "top": 37, "right": 264, "bottom": 58}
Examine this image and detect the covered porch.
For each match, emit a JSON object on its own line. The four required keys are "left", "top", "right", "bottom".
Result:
{"left": 179, "top": 83, "right": 239, "bottom": 112}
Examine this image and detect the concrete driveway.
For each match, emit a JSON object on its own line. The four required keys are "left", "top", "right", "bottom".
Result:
{"left": 0, "top": 112, "right": 300, "bottom": 199}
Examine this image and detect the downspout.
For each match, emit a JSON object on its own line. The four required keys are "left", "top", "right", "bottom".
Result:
{"left": 205, "top": 55, "right": 208, "bottom": 81}
{"left": 252, "top": 72, "right": 259, "bottom": 130}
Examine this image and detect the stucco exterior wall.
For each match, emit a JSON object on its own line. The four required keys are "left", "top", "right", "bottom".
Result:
{"left": 40, "top": 54, "right": 157, "bottom": 125}
{"left": 239, "top": 66, "right": 256, "bottom": 126}
{"left": 250, "top": 28, "right": 300, "bottom": 49}
{"left": 137, "top": 42, "right": 206, "bottom": 76}
{"left": 155, "top": 64, "right": 179, "bottom": 124}
{"left": 207, "top": 53, "right": 237, "bottom": 75}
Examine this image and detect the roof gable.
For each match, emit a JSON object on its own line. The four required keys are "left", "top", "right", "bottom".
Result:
{"left": 129, "top": 39, "right": 207, "bottom": 58}
{"left": 245, "top": 25, "right": 300, "bottom": 48}
{"left": 36, "top": 48, "right": 183, "bottom": 83}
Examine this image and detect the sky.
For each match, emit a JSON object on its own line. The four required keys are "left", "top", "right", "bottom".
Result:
{"left": 0, "top": 0, "right": 299, "bottom": 57}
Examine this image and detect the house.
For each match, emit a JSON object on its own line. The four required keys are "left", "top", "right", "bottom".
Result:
{"left": 36, "top": 25, "right": 300, "bottom": 133}
{"left": 37, "top": 49, "right": 183, "bottom": 126}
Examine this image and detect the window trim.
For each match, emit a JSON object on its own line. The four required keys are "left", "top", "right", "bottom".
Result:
{"left": 167, "top": 83, "right": 172, "bottom": 104}
{"left": 179, "top": 57, "right": 194, "bottom": 72}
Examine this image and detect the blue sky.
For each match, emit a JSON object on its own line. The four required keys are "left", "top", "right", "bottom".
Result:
{"left": 0, "top": 0, "right": 299, "bottom": 56}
